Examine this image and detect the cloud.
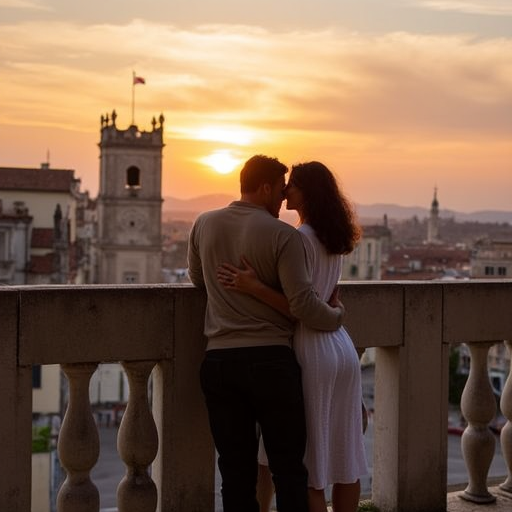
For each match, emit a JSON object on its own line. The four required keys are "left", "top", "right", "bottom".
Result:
{"left": 409, "top": 0, "right": 512, "bottom": 16}
{"left": 0, "top": 20, "right": 511, "bottom": 142}
{"left": 0, "top": 0, "right": 51, "bottom": 10}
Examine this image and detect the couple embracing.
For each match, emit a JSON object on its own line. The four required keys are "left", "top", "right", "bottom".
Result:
{"left": 188, "top": 155, "right": 368, "bottom": 512}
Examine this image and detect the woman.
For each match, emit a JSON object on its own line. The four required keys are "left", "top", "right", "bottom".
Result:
{"left": 217, "top": 161, "right": 368, "bottom": 512}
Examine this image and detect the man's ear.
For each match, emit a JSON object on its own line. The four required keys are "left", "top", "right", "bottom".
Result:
{"left": 262, "top": 183, "right": 272, "bottom": 195}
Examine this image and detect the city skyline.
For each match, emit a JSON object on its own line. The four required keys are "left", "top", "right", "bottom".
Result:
{"left": 0, "top": 0, "right": 511, "bottom": 212}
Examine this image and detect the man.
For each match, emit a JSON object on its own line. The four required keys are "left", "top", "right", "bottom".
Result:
{"left": 188, "top": 155, "right": 344, "bottom": 512}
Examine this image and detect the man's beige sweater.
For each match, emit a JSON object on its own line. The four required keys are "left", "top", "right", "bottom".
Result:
{"left": 188, "top": 201, "right": 343, "bottom": 350}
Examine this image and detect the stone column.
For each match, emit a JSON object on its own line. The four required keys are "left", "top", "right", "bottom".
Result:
{"left": 117, "top": 361, "right": 158, "bottom": 512}
{"left": 0, "top": 290, "right": 32, "bottom": 512}
{"left": 459, "top": 342, "right": 497, "bottom": 503}
{"left": 373, "top": 284, "right": 448, "bottom": 512}
{"left": 57, "top": 363, "right": 100, "bottom": 512}
{"left": 152, "top": 288, "right": 215, "bottom": 512}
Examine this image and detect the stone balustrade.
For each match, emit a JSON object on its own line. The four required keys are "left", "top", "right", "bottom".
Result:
{"left": 58, "top": 363, "right": 100, "bottom": 512}
{"left": 0, "top": 280, "right": 511, "bottom": 512}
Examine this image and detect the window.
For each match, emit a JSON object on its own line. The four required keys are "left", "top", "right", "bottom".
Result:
{"left": 126, "top": 166, "right": 141, "bottom": 188}
{"left": 410, "top": 260, "right": 422, "bottom": 271}
{"left": 485, "top": 266, "right": 495, "bottom": 276}
{"left": 498, "top": 267, "right": 507, "bottom": 276}
{"left": 123, "top": 271, "right": 139, "bottom": 283}
{"left": 33, "top": 365, "right": 42, "bottom": 388}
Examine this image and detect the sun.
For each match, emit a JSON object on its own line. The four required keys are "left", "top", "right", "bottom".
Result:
{"left": 202, "top": 150, "right": 241, "bottom": 175}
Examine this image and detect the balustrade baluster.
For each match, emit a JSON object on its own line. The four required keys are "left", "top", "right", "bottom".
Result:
{"left": 459, "top": 342, "right": 497, "bottom": 503}
{"left": 117, "top": 361, "right": 158, "bottom": 512}
{"left": 57, "top": 363, "right": 100, "bottom": 512}
{"left": 499, "top": 340, "right": 512, "bottom": 496}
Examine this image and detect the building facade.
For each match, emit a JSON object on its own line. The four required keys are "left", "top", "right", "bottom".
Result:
{"left": 470, "top": 238, "right": 512, "bottom": 278}
{"left": 0, "top": 198, "right": 31, "bottom": 284}
{"left": 0, "top": 165, "right": 91, "bottom": 285}
{"left": 342, "top": 224, "right": 391, "bottom": 281}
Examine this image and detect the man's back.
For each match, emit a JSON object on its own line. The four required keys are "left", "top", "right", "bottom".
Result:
{"left": 188, "top": 200, "right": 298, "bottom": 349}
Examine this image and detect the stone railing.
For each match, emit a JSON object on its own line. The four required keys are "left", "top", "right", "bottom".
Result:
{"left": 0, "top": 280, "right": 511, "bottom": 512}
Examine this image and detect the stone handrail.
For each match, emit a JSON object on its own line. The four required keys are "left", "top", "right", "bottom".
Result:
{"left": 0, "top": 280, "right": 511, "bottom": 512}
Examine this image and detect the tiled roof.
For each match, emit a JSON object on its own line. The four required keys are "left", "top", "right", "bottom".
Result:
{"left": 387, "top": 246, "right": 471, "bottom": 266}
{"left": 383, "top": 244, "right": 471, "bottom": 281}
{"left": 381, "top": 271, "right": 443, "bottom": 280}
{"left": 0, "top": 167, "right": 75, "bottom": 192}
{"left": 31, "top": 228, "right": 54, "bottom": 249}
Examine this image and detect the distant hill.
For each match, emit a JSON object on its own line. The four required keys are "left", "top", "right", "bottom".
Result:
{"left": 163, "top": 196, "right": 512, "bottom": 225}
{"left": 164, "top": 194, "right": 235, "bottom": 212}
{"left": 162, "top": 194, "right": 234, "bottom": 222}
{"left": 357, "top": 203, "right": 512, "bottom": 224}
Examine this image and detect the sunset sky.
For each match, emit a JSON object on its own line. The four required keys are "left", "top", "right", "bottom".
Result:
{"left": 1, "top": 0, "right": 511, "bottom": 212}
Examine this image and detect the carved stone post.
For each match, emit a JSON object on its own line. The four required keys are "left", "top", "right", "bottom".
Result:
{"left": 117, "top": 361, "right": 158, "bottom": 512}
{"left": 57, "top": 363, "right": 100, "bottom": 512}
{"left": 499, "top": 340, "right": 512, "bottom": 496}
{"left": 460, "top": 342, "right": 497, "bottom": 503}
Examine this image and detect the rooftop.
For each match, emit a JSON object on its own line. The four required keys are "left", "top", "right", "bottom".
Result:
{"left": 0, "top": 166, "right": 76, "bottom": 193}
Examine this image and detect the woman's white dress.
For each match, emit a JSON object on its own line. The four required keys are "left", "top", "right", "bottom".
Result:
{"left": 295, "top": 224, "right": 368, "bottom": 489}
{"left": 260, "top": 223, "right": 368, "bottom": 489}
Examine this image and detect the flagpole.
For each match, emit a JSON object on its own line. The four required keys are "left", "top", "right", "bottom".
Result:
{"left": 131, "top": 71, "right": 135, "bottom": 125}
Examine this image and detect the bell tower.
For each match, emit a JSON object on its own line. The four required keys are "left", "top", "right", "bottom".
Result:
{"left": 427, "top": 187, "right": 440, "bottom": 245}
{"left": 95, "top": 110, "right": 164, "bottom": 283}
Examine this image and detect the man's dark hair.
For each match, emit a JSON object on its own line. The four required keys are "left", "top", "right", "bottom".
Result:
{"left": 240, "top": 155, "right": 288, "bottom": 193}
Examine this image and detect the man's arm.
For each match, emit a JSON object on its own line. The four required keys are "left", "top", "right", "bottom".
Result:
{"left": 278, "top": 231, "right": 344, "bottom": 331}
{"left": 187, "top": 222, "right": 205, "bottom": 288}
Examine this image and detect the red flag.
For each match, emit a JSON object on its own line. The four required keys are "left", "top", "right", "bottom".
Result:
{"left": 133, "top": 76, "right": 145, "bottom": 85}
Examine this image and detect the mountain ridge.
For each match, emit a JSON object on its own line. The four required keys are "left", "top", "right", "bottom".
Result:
{"left": 163, "top": 195, "right": 512, "bottom": 224}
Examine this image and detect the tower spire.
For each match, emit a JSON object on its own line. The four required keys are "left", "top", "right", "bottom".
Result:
{"left": 427, "top": 186, "right": 440, "bottom": 244}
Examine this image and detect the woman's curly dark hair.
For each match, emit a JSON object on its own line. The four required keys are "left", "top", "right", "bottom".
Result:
{"left": 290, "top": 161, "right": 361, "bottom": 254}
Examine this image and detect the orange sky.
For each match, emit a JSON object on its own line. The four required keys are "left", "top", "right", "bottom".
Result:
{"left": 0, "top": 1, "right": 511, "bottom": 212}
